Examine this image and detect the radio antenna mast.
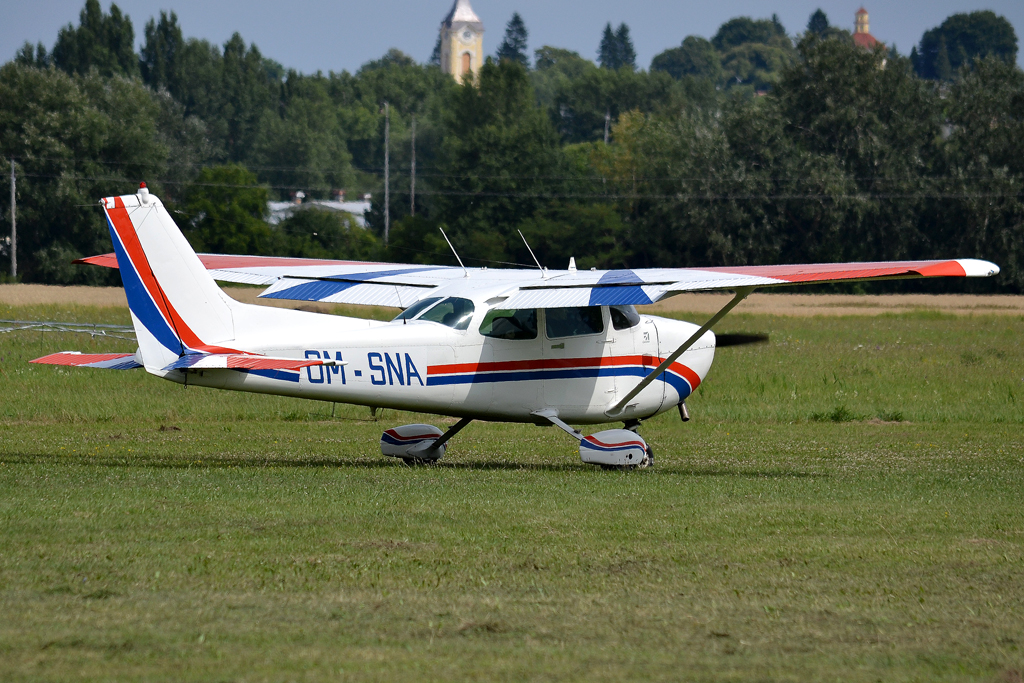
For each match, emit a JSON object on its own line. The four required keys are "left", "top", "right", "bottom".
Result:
{"left": 439, "top": 228, "right": 469, "bottom": 278}
{"left": 518, "top": 230, "right": 546, "bottom": 277}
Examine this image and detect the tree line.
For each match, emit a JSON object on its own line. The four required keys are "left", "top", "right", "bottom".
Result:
{"left": 0, "top": 0, "right": 1022, "bottom": 293}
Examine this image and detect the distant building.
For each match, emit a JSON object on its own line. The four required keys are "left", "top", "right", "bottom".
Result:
{"left": 439, "top": 0, "right": 484, "bottom": 82}
{"left": 853, "top": 7, "right": 880, "bottom": 49}
{"left": 267, "top": 198, "right": 372, "bottom": 228}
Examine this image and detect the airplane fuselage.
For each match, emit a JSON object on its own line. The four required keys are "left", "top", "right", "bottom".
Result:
{"left": 159, "top": 307, "right": 715, "bottom": 425}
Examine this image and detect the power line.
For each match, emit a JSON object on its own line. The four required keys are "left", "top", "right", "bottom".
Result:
{"left": 6, "top": 154, "right": 1024, "bottom": 184}
{"left": 16, "top": 172, "right": 1024, "bottom": 201}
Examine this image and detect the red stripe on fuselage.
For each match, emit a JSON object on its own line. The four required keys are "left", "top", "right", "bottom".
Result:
{"left": 428, "top": 355, "right": 702, "bottom": 390}
{"left": 105, "top": 198, "right": 239, "bottom": 354}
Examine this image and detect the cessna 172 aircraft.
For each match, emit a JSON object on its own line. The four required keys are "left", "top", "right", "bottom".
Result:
{"left": 32, "top": 186, "right": 1000, "bottom": 468}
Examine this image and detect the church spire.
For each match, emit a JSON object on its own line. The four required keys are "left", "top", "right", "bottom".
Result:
{"left": 439, "top": 0, "right": 484, "bottom": 83}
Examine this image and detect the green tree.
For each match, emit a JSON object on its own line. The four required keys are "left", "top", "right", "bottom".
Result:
{"left": 177, "top": 165, "right": 274, "bottom": 255}
{"left": 552, "top": 67, "right": 685, "bottom": 143}
{"left": 531, "top": 47, "right": 592, "bottom": 109}
{"left": 0, "top": 63, "right": 171, "bottom": 283}
{"left": 429, "top": 35, "right": 442, "bottom": 66}
{"left": 914, "top": 11, "right": 1018, "bottom": 79}
{"left": 775, "top": 36, "right": 941, "bottom": 263}
{"left": 143, "top": 31, "right": 280, "bottom": 163}
{"left": 276, "top": 208, "right": 379, "bottom": 260}
{"left": 139, "top": 10, "right": 183, "bottom": 91}
{"left": 807, "top": 9, "right": 829, "bottom": 37}
{"left": 52, "top": 0, "right": 138, "bottom": 78}
{"left": 651, "top": 36, "right": 723, "bottom": 82}
{"left": 720, "top": 42, "right": 796, "bottom": 91}
{"left": 712, "top": 15, "right": 789, "bottom": 51}
{"left": 496, "top": 13, "right": 530, "bottom": 67}
{"left": 598, "top": 23, "right": 635, "bottom": 70}
{"left": 615, "top": 24, "right": 636, "bottom": 71}
{"left": 932, "top": 57, "right": 1024, "bottom": 291}
{"left": 14, "top": 42, "right": 50, "bottom": 68}
{"left": 712, "top": 15, "right": 795, "bottom": 91}
{"left": 251, "top": 76, "right": 354, "bottom": 196}
{"left": 598, "top": 23, "right": 618, "bottom": 69}
{"left": 432, "top": 59, "right": 562, "bottom": 263}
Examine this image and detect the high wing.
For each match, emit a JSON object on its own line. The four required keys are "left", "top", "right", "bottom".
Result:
{"left": 77, "top": 252, "right": 1000, "bottom": 309}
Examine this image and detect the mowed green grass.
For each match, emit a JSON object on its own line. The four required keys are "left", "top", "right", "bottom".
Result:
{"left": 1, "top": 301, "right": 1022, "bottom": 682}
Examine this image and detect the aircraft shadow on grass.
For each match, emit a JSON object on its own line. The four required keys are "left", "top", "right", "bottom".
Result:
{"left": 2, "top": 453, "right": 821, "bottom": 478}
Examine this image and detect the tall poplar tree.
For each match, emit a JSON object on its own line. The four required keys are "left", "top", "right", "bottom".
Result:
{"left": 51, "top": 0, "right": 138, "bottom": 77}
{"left": 496, "top": 13, "right": 530, "bottom": 67}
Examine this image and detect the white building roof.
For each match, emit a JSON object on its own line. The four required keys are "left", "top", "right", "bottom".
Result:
{"left": 267, "top": 200, "right": 371, "bottom": 228}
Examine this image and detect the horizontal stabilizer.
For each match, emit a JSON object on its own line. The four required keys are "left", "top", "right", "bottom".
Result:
{"left": 30, "top": 352, "right": 141, "bottom": 370}
{"left": 161, "top": 353, "right": 344, "bottom": 372}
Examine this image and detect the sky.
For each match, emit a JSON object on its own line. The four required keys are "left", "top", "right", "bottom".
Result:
{"left": 3, "top": 0, "right": 1023, "bottom": 73}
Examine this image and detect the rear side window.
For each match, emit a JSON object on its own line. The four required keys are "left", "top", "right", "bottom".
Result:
{"left": 479, "top": 309, "right": 538, "bottom": 340}
{"left": 610, "top": 305, "right": 641, "bottom": 330}
{"left": 546, "top": 307, "right": 605, "bottom": 338}
{"left": 417, "top": 297, "right": 475, "bottom": 330}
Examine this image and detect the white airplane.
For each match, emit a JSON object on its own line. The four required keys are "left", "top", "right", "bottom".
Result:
{"left": 32, "top": 186, "right": 1000, "bottom": 468}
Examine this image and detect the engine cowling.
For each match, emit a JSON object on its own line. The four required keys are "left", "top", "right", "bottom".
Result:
{"left": 579, "top": 429, "right": 649, "bottom": 467}
{"left": 380, "top": 424, "right": 445, "bottom": 461}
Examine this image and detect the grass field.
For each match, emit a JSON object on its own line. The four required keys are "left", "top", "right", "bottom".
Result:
{"left": 1, "top": 297, "right": 1022, "bottom": 681}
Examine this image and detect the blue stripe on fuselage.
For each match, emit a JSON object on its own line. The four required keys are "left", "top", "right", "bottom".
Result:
{"left": 241, "top": 368, "right": 301, "bottom": 383}
{"left": 426, "top": 366, "right": 691, "bottom": 399}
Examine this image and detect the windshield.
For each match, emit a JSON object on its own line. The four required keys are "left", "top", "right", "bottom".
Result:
{"left": 392, "top": 297, "right": 441, "bottom": 322}
{"left": 610, "top": 305, "right": 641, "bottom": 330}
{"left": 479, "top": 309, "right": 538, "bottom": 340}
{"left": 416, "top": 297, "right": 476, "bottom": 330}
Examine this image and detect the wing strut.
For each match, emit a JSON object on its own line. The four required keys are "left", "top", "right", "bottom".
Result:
{"left": 408, "top": 417, "right": 473, "bottom": 457}
{"left": 606, "top": 286, "right": 757, "bottom": 418}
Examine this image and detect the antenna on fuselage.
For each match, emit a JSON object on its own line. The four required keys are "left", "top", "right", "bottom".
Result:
{"left": 518, "top": 230, "right": 547, "bottom": 278}
{"left": 439, "top": 228, "right": 469, "bottom": 278}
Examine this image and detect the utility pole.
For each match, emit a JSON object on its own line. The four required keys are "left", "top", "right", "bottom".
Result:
{"left": 383, "top": 102, "right": 390, "bottom": 246}
{"left": 9, "top": 158, "right": 15, "bottom": 280}
{"left": 604, "top": 108, "right": 611, "bottom": 144}
{"left": 410, "top": 115, "right": 416, "bottom": 217}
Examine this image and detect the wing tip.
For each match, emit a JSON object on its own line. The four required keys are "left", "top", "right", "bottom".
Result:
{"left": 956, "top": 259, "right": 1000, "bottom": 278}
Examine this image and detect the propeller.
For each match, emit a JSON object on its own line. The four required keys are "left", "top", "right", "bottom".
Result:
{"left": 716, "top": 332, "right": 770, "bottom": 348}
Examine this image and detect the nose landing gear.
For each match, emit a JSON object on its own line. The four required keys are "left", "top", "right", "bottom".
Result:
{"left": 532, "top": 410, "right": 652, "bottom": 470}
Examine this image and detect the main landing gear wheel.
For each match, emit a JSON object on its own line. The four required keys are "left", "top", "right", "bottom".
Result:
{"left": 381, "top": 418, "right": 474, "bottom": 466}
{"left": 599, "top": 444, "right": 652, "bottom": 471}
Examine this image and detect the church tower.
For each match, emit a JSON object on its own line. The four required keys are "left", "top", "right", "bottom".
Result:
{"left": 440, "top": 0, "right": 484, "bottom": 83}
{"left": 853, "top": 7, "right": 879, "bottom": 49}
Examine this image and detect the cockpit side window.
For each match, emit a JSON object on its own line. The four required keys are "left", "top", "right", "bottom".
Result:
{"left": 545, "top": 306, "right": 605, "bottom": 338}
{"left": 417, "top": 297, "right": 476, "bottom": 330}
{"left": 392, "top": 297, "right": 441, "bottom": 322}
{"left": 610, "top": 305, "right": 641, "bottom": 330}
{"left": 479, "top": 309, "right": 538, "bottom": 340}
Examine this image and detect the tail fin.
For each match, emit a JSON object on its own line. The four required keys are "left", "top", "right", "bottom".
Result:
{"left": 102, "top": 187, "right": 240, "bottom": 371}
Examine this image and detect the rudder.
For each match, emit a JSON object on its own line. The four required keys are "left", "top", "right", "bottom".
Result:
{"left": 102, "top": 186, "right": 239, "bottom": 371}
